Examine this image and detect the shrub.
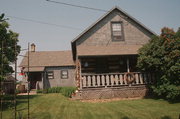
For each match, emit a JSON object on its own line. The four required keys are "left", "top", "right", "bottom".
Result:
{"left": 36, "top": 89, "right": 43, "bottom": 93}
{"left": 40, "top": 87, "right": 76, "bottom": 97}
{"left": 60, "top": 87, "right": 76, "bottom": 98}
{"left": 47, "top": 87, "right": 62, "bottom": 93}
{"left": 137, "top": 27, "right": 180, "bottom": 101}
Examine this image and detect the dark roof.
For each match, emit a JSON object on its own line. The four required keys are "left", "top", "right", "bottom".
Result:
{"left": 71, "top": 7, "right": 156, "bottom": 60}
{"left": 19, "top": 50, "right": 75, "bottom": 72}
{"left": 77, "top": 45, "right": 142, "bottom": 56}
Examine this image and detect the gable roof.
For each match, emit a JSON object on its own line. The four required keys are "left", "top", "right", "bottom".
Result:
{"left": 71, "top": 7, "right": 156, "bottom": 60}
{"left": 19, "top": 50, "right": 75, "bottom": 72}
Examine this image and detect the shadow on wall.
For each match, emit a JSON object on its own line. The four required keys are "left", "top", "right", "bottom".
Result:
{"left": 45, "top": 79, "right": 51, "bottom": 89}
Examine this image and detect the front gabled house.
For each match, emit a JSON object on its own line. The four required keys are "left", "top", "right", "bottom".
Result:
{"left": 20, "top": 7, "right": 156, "bottom": 99}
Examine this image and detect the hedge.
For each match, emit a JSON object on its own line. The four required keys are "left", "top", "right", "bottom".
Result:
{"left": 36, "top": 87, "right": 76, "bottom": 98}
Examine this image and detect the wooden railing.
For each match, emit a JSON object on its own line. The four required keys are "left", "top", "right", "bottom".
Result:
{"left": 80, "top": 72, "right": 154, "bottom": 89}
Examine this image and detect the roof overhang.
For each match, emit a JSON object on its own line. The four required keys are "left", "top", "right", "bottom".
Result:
{"left": 77, "top": 45, "right": 142, "bottom": 57}
{"left": 24, "top": 67, "right": 45, "bottom": 72}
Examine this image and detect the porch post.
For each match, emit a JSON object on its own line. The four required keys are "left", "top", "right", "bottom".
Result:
{"left": 76, "top": 58, "right": 82, "bottom": 90}
{"left": 127, "top": 58, "right": 130, "bottom": 72}
{"left": 79, "top": 59, "right": 82, "bottom": 89}
{"left": 41, "top": 72, "right": 44, "bottom": 89}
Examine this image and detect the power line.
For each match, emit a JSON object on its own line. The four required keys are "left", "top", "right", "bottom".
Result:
{"left": 46, "top": 0, "right": 108, "bottom": 12}
{"left": 6, "top": 15, "right": 82, "bottom": 31}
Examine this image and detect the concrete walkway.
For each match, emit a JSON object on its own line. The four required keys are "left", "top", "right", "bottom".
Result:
{"left": 17, "top": 90, "right": 37, "bottom": 95}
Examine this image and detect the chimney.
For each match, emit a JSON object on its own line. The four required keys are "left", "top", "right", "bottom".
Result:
{"left": 31, "top": 43, "right": 36, "bottom": 52}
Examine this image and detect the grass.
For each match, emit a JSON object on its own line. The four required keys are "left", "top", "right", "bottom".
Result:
{"left": 2, "top": 93, "right": 180, "bottom": 119}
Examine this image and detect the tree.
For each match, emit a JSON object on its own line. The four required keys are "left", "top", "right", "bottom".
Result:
{"left": 137, "top": 27, "right": 180, "bottom": 101}
{"left": 0, "top": 13, "right": 21, "bottom": 81}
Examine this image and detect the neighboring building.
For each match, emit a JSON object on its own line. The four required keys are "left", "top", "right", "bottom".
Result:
{"left": 3, "top": 75, "right": 16, "bottom": 94}
{"left": 20, "top": 7, "right": 156, "bottom": 99}
{"left": 19, "top": 49, "right": 76, "bottom": 89}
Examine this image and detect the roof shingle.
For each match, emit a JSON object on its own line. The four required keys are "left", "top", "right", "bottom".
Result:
{"left": 19, "top": 50, "right": 75, "bottom": 69}
{"left": 77, "top": 45, "right": 142, "bottom": 56}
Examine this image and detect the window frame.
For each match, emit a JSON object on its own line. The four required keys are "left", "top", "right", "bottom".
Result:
{"left": 47, "top": 71, "right": 54, "bottom": 79}
{"left": 111, "top": 21, "right": 124, "bottom": 41}
{"left": 61, "top": 70, "right": 68, "bottom": 79}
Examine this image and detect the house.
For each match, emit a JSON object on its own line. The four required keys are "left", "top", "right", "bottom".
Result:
{"left": 20, "top": 7, "right": 156, "bottom": 99}
{"left": 19, "top": 47, "right": 76, "bottom": 90}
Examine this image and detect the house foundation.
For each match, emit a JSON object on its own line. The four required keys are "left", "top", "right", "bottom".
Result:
{"left": 73, "top": 85, "right": 149, "bottom": 100}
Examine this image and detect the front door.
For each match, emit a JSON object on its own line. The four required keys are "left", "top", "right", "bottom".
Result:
{"left": 29, "top": 72, "right": 42, "bottom": 89}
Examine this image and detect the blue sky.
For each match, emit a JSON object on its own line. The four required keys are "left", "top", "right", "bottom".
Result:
{"left": 0, "top": 0, "right": 180, "bottom": 70}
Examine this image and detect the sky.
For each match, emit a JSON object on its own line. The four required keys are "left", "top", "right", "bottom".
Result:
{"left": 0, "top": 0, "right": 180, "bottom": 78}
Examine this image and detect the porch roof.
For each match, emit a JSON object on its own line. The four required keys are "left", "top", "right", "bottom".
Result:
{"left": 24, "top": 67, "right": 45, "bottom": 72}
{"left": 77, "top": 45, "right": 142, "bottom": 56}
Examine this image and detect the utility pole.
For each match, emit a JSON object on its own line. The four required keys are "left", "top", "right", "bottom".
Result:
{"left": 27, "top": 43, "right": 30, "bottom": 119}
{"left": 14, "top": 39, "right": 17, "bottom": 119}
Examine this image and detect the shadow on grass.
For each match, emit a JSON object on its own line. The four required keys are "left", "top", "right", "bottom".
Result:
{"left": 144, "top": 86, "right": 180, "bottom": 104}
{"left": 31, "top": 112, "right": 52, "bottom": 119}
{"left": 121, "top": 116, "right": 130, "bottom": 119}
{"left": 161, "top": 115, "right": 172, "bottom": 119}
{"left": 144, "top": 95, "right": 180, "bottom": 104}
{"left": 1, "top": 94, "right": 41, "bottom": 111}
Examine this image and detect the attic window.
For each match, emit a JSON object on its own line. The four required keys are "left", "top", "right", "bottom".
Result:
{"left": 111, "top": 22, "right": 124, "bottom": 41}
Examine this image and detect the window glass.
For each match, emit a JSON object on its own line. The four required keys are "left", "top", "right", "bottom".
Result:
{"left": 47, "top": 71, "right": 54, "bottom": 79}
{"left": 61, "top": 70, "right": 68, "bottom": 79}
{"left": 112, "top": 22, "right": 123, "bottom": 41}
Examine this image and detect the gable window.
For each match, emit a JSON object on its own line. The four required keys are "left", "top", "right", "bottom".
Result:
{"left": 111, "top": 22, "right": 124, "bottom": 41}
{"left": 61, "top": 70, "right": 68, "bottom": 79}
{"left": 47, "top": 71, "right": 54, "bottom": 79}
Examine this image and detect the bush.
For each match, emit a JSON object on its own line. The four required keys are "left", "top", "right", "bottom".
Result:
{"left": 137, "top": 27, "right": 180, "bottom": 101}
{"left": 60, "top": 87, "right": 76, "bottom": 98}
{"left": 36, "top": 89, "right": 43, "bottom": 93}
{"left": 152, "top": 84, "right": 180, "bottom": 101}
{"left": 38, "top": 87, "right": 76, "bottom": 97}
{"left": 47, "top": 87, "right": 62, "bottom": 93}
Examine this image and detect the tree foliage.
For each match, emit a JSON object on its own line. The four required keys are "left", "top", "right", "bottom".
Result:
{"left": 0, "top": 13, "right": 21, "bottom": 81}
{"left": 137, "top": 27, "right": 180, "bottom": 101}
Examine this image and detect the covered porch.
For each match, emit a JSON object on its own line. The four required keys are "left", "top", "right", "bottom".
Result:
{"left": 23, "top": 67, "right": 45, "bottom": 90}
{"left": 77, "top": 55, "right": 154, "bottom": 89}
{"left": 29, "top": 72, "right": 43, "bottom": 89}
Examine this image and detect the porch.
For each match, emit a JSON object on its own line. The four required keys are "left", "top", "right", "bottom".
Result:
{"left": 74, "top": 55, "right": 154, "bottom": 99}
{"left": 23, "top": 72, "right": 44, "bottom": 90}
{"left": 80, "top": 72, "right": 154, "bottom": 89}
{"left": 77, "top": 55, "right": 154, "bottom": 89}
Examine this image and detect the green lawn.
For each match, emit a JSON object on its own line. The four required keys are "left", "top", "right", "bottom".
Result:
{"left": 2, "top": 93, "right": 180, "bottom": 119}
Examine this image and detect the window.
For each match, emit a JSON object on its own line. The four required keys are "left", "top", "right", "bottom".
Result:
{"left": 61, "top": 70, "right": 68, "bottom": 79}
{"left": 47, "top": 71, "right": 54, "bottom": 79}
{"left": 111, "top": 22, "right": 124, "bottom": 41}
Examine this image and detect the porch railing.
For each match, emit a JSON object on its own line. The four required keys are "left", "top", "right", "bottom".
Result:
{"left": 80, "top": 72, "right": 154, "bottom": 89}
